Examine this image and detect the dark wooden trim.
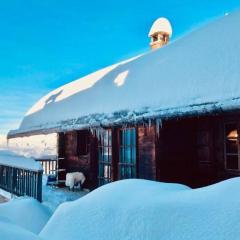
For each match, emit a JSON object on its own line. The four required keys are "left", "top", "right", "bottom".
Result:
{"left": 112, "top": 128, "right": 119, "bottom": 182}
{"left": 136, "top": 125, "right": 139, "bottom": 178}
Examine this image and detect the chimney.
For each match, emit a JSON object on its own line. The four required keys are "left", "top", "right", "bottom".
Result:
{"left": 148, "top": 18, "right": 172, "bottom": 50}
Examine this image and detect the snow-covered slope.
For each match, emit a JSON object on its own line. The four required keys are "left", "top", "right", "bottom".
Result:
{"left": 0, "top": 198, "right": 51, "bottom": 234}
{"left": 9, "top": 11, "right": 240, "bottom": 137}
{"left": 40, "top": 178, "right": 240, "bottom": 240}
{"left": 0, "top": 216, "right": 40, "bottom": 240}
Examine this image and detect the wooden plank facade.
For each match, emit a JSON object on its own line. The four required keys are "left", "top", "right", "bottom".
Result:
{"left": 57, "top": 114, "right": 240, "bottom": 190}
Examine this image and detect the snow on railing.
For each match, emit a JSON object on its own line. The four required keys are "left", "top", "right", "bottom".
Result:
{"left": 0, "top": 150, "right": 43, "bottom": 201}
{"left": 0, "top": 165, "right": 43, "bottom": 202}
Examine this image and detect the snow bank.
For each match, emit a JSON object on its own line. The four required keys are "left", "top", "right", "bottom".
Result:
{"left": 40, "top": 178, "right": 240, "bottom": 240}
{"left": 0, "top": 198, "right": 51, "bottom": 234}
{"left": 0, "top": 216, "right": 40, "bottom": 240}
{"left": 9, "top": 10, "right": 240, "bottom": 137}
{"left": 0, "top": 149, "right": 42, "bottom": 171}
{"left": 40, "top": 180, "right": 189, "bottom": 240}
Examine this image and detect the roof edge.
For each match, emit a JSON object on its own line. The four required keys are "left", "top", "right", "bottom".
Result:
{"left": 8, "top": 99, "right": 240, "bottom": 139}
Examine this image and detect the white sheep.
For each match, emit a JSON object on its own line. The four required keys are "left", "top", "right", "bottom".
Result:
{"left": 65, "top": 172, "right": 86, "bottom": 191}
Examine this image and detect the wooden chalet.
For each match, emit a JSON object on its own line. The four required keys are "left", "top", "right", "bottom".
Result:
{"left": 8, "top": 13, "right": 240, "bottom": 190}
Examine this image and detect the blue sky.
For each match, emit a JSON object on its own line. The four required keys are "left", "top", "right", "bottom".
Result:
{"left": 0, "top": 0, "right": 240, "bottom": 134}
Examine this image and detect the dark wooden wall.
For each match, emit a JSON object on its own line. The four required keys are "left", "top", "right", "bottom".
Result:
{"left": 138, "top": 126, "right": 157, "bottom": 180}
{"left": 157, "top": 119, "right": 198, "bottom": 187}
{"left": 57, "top": 113, "right": 240, "bottom": 190}
{"left": 156, "top": 115, "right": 240, "bottom": 188}
{"left": 58, "top": 131, "right": 98, "bottom": 189}
{"left": 195, "top": 118, "right": 218, "bottom": 186}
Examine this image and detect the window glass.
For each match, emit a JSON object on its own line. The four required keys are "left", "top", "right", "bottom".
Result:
{"left": 225, "top": 123, "right": 239, "bottom": 170}
{"left": 119, "top": 128, "right": 137, "bottom": 179}
{"left": 226, "top": 155, "right": 238, "bottom": 170}
{"left": 152, "top": 35, "right": 158, "bottom": 42}
{"left": 98, "top": 129, "right": 112, "bottom": 186}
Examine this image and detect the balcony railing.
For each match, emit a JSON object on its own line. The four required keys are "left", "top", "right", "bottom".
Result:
{"left": 0, "top": 164, "right": 43, "bottom": 202}
{"left": 35, "top": 158, "right": 57, "bottom": 175}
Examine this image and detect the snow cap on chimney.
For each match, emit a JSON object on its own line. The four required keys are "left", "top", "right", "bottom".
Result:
{"left": 149, "top": 17, "right": 172, "bottom": 50}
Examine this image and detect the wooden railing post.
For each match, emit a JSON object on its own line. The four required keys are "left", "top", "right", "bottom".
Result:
{"left": 36, "top": 171, "right": 43, "bottom": 202}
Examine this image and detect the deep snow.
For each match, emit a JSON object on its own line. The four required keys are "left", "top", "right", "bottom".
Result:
{"left": 9, "top": 10, "right": 240, "bottom": 137}
{"left": 0, "top": 198, "right": 51, "bottom": 234}
{"left": 40, "top": 178, "right": 240, "bottom": 240}
{"left": 0, "top": 216, "right": 41, "bottom": 240}
{"left": 1, "top": 178, "right": 240, "bottom": 240}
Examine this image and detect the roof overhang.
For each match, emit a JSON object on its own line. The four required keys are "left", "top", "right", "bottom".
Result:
{"left": 8, "top": 99, "right": 240, "bottom": 139}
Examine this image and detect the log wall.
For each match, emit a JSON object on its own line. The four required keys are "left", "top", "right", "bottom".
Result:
{"left": 57, "top": 113, "right": 240, "bottom": 190}
{"left": 58, "top": 131, "right": 97, "bottom": 189}
{"left": 138, "top": 126, "right": 157, "bottom": 180}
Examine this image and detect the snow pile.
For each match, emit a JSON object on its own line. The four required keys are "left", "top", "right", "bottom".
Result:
{"left": 0, "top": 149, "right": 42, "bottom": 171}
{"left": 0, "top": 216, "right": 40, "bottom": 240}
{"left": 40, "top": 178, "right": 240, "bottom": 240}
{"left": 0, "top": 198, "right": 51, "bottom": 234}
{"left": 148, "top": 17, "right": 172, "bottom": 37}
{"left": 9, "top": 11, "right": 240, "bottom": 137}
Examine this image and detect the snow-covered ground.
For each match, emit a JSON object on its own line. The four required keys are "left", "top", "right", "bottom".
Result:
{"left": 2, "top": 178, "right": 240, "bottom": 240}
{"left": 0, "top": 198, "right": 51, "bottom": 234}
{"left": 40, "top": 178, "right": 240, "bottom": 240}
{"left": 42, "top": 176, "right": 87, "bottom": 212}
{"left": 0, "top": 216, "right": 41, "bottom": 240}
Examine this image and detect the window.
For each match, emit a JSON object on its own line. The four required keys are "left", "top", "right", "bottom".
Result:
{"left": 152, "top": 34, "right": 158, "bottom": 42}
{"left": 119, "top": 128, "right": 137, "bottom": 179}
{"left": 98, "top": 129, "right": 112, "bottom": 186}
{"left": 225, "top": 123, "right": 239, "bottom": 170}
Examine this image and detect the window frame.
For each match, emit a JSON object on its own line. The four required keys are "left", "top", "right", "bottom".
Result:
{"left": 224, "top": 122, "right": 240, "bottom": 171}
{"left": 97, "top": 129, "right": 113, "bottom": 186}
{"left": 118, "top": 127, "right": 137, "bottom": 179}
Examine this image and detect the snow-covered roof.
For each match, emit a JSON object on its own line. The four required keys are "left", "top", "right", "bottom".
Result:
{"left": 148, "top": 17, "right": 173, "bottom": 37}
{"left": 8, "top": 11, "right": 240, "bottom": 138}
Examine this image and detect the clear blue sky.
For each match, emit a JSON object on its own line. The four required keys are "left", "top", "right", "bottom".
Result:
{"left": 0, "top": 0, "right": 240, "bottom": 134}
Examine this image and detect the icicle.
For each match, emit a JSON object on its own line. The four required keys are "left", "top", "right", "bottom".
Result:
{"left": 148, "top": 119, "right": 152, "bottom": 131}
{"left": 156, "top": 118, "right": 162, "bottom": 138}
{"left": 90, "top": 126, "right": 95, "bottom": 136}
{"left": 143, "top": 118, "right": 147, "bottom": 129}
{"left": 96, "top": 128, "right": 101, "bottom": 140}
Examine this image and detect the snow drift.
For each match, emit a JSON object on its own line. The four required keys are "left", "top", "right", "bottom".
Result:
{"left": 0, "top": 198, "right": 51, "bottom": 234}
{"left": 40, "top": 178, "right": 240, "bottom": 240}
{"left": 9, "top": 10, "right": 240, "bottom": 137}
{"left": 0, "top": 216, "right": 40, "bottom": 240}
